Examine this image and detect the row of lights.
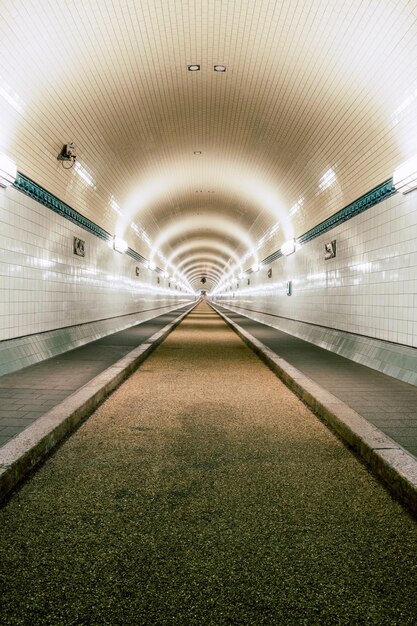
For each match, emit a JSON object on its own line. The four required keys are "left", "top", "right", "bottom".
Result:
{"left": 2, "top": 149, "right": 417, "bottom": 291}
{"left": 213, "top": 156, "right": 417, "bottom": 296}
{"left": 55, "top": 145, "right": 193, "bottom": 291}
{"left": 215, "top": 236, "right": 297, "bottom": 294}
{"left": 0, "top": 152, "right": 193, "bottom": 291}
{"left": 244, "top": 240, "right": 296, "bottom": 275}
{"left": 113, "top": 236, "right": 190, "bottom": 287}
{"left": 111, "top": 197, "right": 188, "bottom": 288}
{"left": 110, "top": 201, "right": 192, "bottom": 291}
{"left": 188, "top": 64, "right": 227, "bottom": 72}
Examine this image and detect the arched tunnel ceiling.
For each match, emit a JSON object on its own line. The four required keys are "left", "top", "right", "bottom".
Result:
{"left": 1, "top": 0, "right": 417, "bottom": 290}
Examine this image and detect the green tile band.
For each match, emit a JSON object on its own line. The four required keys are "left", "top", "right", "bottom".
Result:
{"left": 13, "top": 173, "right": 153, "bottom": 268}
{"left": 13, "top": 172, "right": 396, "bottom": 275}
{"left": 260, "top": 178, "right": 397, "bottom": 269}
{"left": 14, "top": 173, "right": 113, "bottom": 243}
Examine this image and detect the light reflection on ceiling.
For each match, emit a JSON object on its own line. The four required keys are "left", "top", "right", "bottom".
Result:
{"left": 1, "top": 0, "right": 417, "bottom": 290}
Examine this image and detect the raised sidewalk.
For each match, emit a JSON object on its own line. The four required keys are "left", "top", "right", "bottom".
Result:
{"left": 0, "top": 303, "right": 196, "bottom": 501}
{"left": 212, "top": 303, "right": 417, "bottom": 515}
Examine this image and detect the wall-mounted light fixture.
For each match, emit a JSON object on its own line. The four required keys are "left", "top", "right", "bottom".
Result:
{"left": 393, "top": 156, "right": 417, "bottom": 193}
{"left": 281, "top": 239, "right": 296, "bottom": 256}
{"left": 0, "top": 152, "right": 17, "bottom": 188}
{"left": 251, "top": 262, "right": 260, "bottom": 272}
{"left": 113, "top": 236, "right": 128, "bottom": 253}
{"left": 148, "top": 260, "right": 156, "bottom": 271}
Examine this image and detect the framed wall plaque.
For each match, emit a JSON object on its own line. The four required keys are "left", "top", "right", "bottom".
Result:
{"left": 73, "top": 237, "right": 85, "bottom": 257}
{"left": 324, "top": 240, "right": 336, "bottom": 260}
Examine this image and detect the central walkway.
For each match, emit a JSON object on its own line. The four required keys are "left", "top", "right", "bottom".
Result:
{"left": 0, "top": 302, "right": 416, "bottom": 625}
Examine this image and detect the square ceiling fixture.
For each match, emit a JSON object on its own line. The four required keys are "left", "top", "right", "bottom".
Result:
{"left": 187, "top": 64, "right": 200, "bottom": 71}
{"left": 214, "top": 64, "right": 227, "bottom": 72}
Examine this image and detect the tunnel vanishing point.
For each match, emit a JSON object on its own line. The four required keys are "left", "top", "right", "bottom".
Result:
{"left": 0, "top": 2, "right": 417, "bottom": 625}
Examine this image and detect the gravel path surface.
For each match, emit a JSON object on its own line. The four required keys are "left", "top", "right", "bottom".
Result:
{"left": 0, "top": 301, "right": 416, "bottom": 625}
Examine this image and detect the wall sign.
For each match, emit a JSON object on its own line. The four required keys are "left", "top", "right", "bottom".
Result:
{"left": 286, "top": 280, "right": 292, "bottom": 296}
{"left": 324, "top": 240, "right": 336, "bottom": 260}
{"left": 73, "top": 237, "right": 85, "bottom": 257}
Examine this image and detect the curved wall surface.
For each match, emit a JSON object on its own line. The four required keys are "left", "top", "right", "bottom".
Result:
{"left": 0, "top": 185, "right": 196, "bottom": 375}
{"left": 213, "top": 190, "right": 417, "bottom": 386}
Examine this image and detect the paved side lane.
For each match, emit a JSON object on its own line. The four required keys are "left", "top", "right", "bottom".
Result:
{"left": 214, "top": 304, "right": 417, "bottom": 459}
{"left": 0, "top": 304, "right": 196, "bottom": 503}
{"left": 0, "top": 301, "right": 416, "bottom": 625}
{"left": 0, "top": 304, "right": 194, "bottom": 449}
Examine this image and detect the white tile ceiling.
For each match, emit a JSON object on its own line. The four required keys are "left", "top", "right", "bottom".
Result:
{"left": 1, "top": 0, "right": 417, "bottom": 288}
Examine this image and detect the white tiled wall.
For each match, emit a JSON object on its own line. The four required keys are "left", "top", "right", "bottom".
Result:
{"left": 213, "top": 190, "right": 417, "bottom": 385}
{"left": 0, "top": 186, "right": 195, "bottom": 374}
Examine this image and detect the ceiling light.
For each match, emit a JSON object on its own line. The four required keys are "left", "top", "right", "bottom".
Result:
{"left": 0, "top": 152, "right": 17, "bottom": 188}
{"left": 289, "top": 197, "right": 304, "bottom": 216}
{"left": 393, "top": 156, "right": 417, "bottom": 193}
{"left": 214, "top": 65, "right": 227, "bottom": 72}
{"left": 319, "top": 168, "right": 336, "bottom": 191}
{"left": 110, "top": 197, "right": 123, "bottom": 216}
{"left": 74, "top": 161, "right": 95, "bottom": 187}
{"left": 188, "top": 64, "right": 200, "bottom": 71}
{"left": 0, "top": 80, "right": 24, "bottom": 114}
{"left": 113, "top": 237, "right": 128, "bottom": 253}
{"left": 281, "top": 239, "right": 296, "bottom": 256}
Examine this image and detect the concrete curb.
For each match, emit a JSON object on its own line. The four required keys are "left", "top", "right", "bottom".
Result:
{"left": 211, "top": 303, "right": 417, "bottom": 517}
{"left": 0, "top": 303, "right": 198, "bottom": 504}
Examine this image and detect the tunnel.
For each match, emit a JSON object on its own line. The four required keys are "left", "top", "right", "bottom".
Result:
{"left": 0, "top": 1, "right": 417, "bottom": 624}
